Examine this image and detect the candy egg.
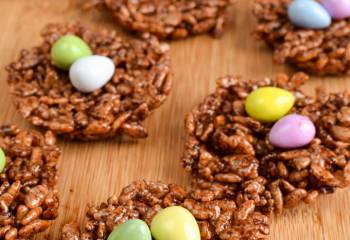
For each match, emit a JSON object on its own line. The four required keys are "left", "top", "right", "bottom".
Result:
{"left": 320, "top": 0, "right": 350, "bottom": 20}
{"left": 288, "top": 0, "right": 331, "bottom": 29}
{"left": 51, "top": 35, "right": 92, "bottom": 70}
{"left": 151, "top": 206, "right": 200, "bottom": 240}
{"left": 245, "top": 87, "right": 295, "bottom": 122}
{"left": 0, "top": 148, "right": 5, "bottom": 173}
{"left": 69, "top": 55, "right": 115, "bottom": 93}
{"left": 107, "top": 219, "right": 152, "bottom": 240}
{"left": 269, "top": 114, "right": 316, "bottom": 149}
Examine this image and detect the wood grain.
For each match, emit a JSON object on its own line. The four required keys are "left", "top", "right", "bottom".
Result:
{"left": 0, "top": 0, "right": 349, "bottom": 239}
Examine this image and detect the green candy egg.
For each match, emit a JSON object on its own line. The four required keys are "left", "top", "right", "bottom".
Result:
{"left": 0, "top": 148, "right": 6, "bottom": 173}
{"left": 107, "top": 219, "right": 152, "bottom": 240}
{"left": 151, "top": 206, "right": 200, "bottom": 240}
{"left": 245, "top": 87, "right": 295, "bottom": 122}
{"left": 51, "top": 35, "right": 92, "bottom": 70}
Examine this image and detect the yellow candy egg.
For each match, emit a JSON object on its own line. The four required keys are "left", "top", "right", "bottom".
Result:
{"left": 151, "top": 206, "right": 200, "bottom": 240}
{"left": 245, "top": 87, "right": 295, "bottom": 122}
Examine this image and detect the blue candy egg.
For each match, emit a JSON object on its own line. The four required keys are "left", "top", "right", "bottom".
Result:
{"left": 288, "top": 0, "right": 331, "bottom": 29}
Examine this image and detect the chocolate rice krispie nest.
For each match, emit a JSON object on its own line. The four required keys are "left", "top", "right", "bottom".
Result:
{"left": 61, "top": 73, "right": 350, "bottom": 239}
{"left": 6, "top": 22, "right": 172, "bottom": 140}
{"left": 253, "top": 0, "right": 350, "bottom": 75}
{"left": 0, "top": 125, "right": 60, "bottom": 239}
{"left": 182, "top": 72, "right": 350, "bottom": 215}
{"left": 61, "top": 180, "right": 270, "bottom": 240}
{"left": 84, "top": 0, "right": 235, "bottom": 39}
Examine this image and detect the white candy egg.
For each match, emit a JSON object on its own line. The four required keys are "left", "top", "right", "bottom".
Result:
{"left": 69, "top": 55, "right": 115, "bottom": 93}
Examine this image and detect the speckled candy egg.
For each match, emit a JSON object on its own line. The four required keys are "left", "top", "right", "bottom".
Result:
{"left": 107, "top": 219, "right": 152, "bottom": 240}
{"left": 321, "top": 0, "right": 350, "bottom": 20}
{"left": 69, "top": 55, "right": 115, "bottom": 93}
{"left": 51, "top": 35, "right": 92, "bottom": 70}
{"left": 269, "top": 114, "right": 316, "bottom": 149}
{"left": 288, "top": 0, "right": 331, "bottom": 29}
{"left": 151, "top": 206, "right": 200, "bottom": 240}
{"left": 245, "top": 87, "right": 295, "bottom": 122}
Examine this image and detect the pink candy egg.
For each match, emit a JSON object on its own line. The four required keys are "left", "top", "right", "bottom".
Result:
{"left": 269, "top": 114, "right": 316, "bottom": 149}
{"left": 321, "top": 0, "right": 350, "bottom": 20}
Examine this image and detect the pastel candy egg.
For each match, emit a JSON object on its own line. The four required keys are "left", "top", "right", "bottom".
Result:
{"left": 321, "top": 0, "right": 350, "bottom": 20}
{"left": 0, "top": 149, "right": 6, "bottom": 173}
{"left": 245, "top": 87, "right": 295, "bottom": 122}
{"left": 269, "top": 114, "right": 316, "bottom": 149}
{"left": 69, "top": 55, "right": 115, "bottom": 93}
{"left": 288, "top": 0, "right": 331, "bottom": 29}
{"left": 107, "top": 219, "right": 152, "bottom": 240}
{"left": 51, "top": 35, "right": 92, "bottom": 70}
{"left": 151, "top": 206, "right": 200, "bottom": 240}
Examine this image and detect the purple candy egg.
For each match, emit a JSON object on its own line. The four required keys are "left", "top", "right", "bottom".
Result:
{"left": 321, "top": 0, "right": 350, "bottom": 20}
{"left": 269, "top": 114, "right": 316, "bottom": 149}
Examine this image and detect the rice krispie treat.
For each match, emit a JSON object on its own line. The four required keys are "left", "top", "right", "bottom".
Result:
{"left": 6, "top": 22, "right": 172, "bottom": 140}
{"left": 61, "top": 180, "right": 271, "bottom": 240}
{"left": 61, "top": 73, "right": 350, "bottom": 240}
{"left": 0, "top": 125, "right": 60, "bottom": 239}
{"left": 253, "top": 0, "right": 350, "bottom": 75}
{"left": 84, "top": 0, "right": 235, "bottom": 39}
{"left": 183, "top": 72, "right": 350, "bottom": 214}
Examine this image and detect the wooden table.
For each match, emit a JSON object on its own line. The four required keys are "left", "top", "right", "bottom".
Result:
{"left": 0, "top": 0, "right": 349, "bottom": 239}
